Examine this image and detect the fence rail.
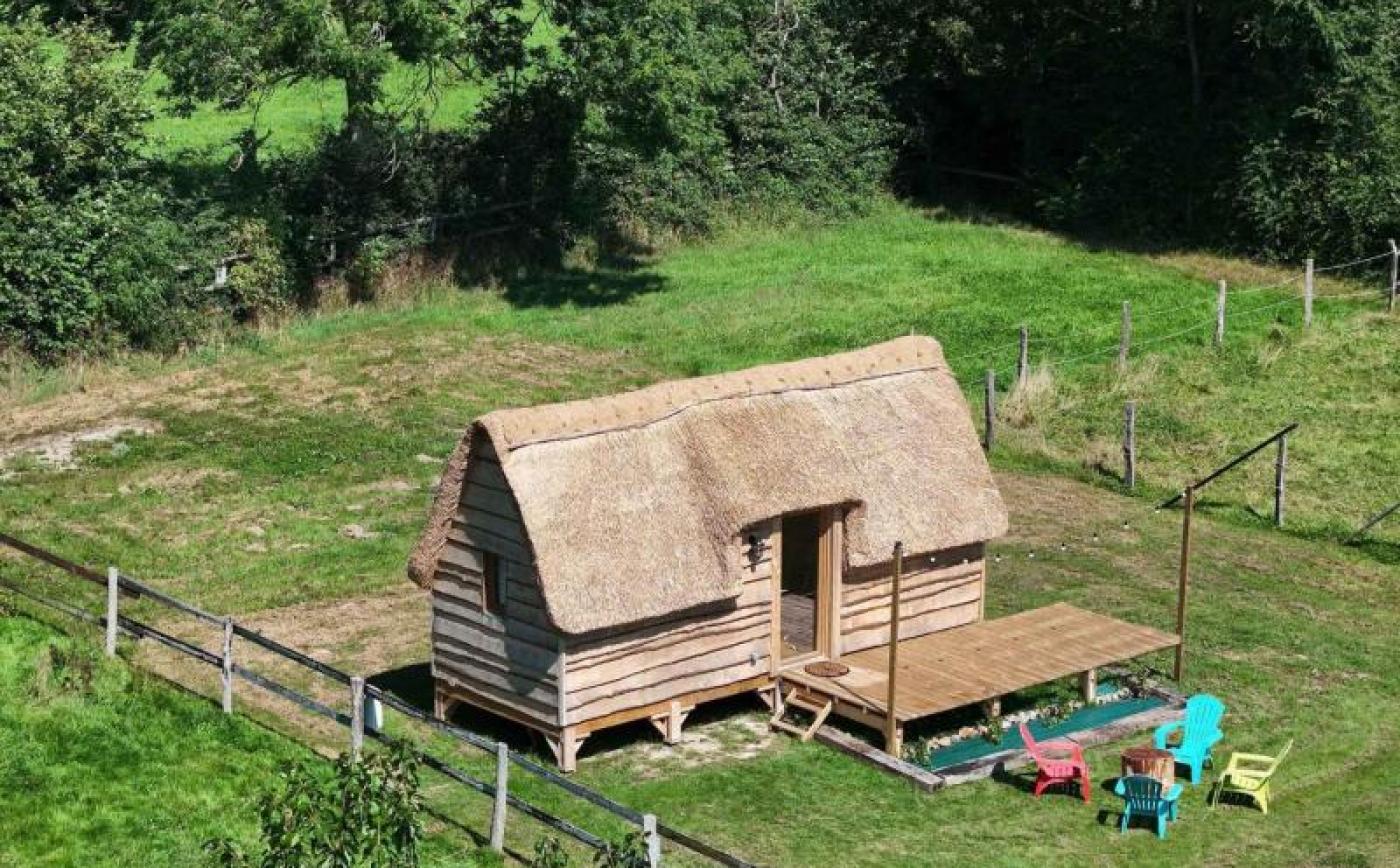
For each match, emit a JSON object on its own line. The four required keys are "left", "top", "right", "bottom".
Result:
{"left": 0, "top": 531, "right": 755, "bottom": 868}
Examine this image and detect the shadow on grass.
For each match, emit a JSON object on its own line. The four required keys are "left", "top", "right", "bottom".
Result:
{"left": 501, "top": 265, "right": 668, "bottom": 309}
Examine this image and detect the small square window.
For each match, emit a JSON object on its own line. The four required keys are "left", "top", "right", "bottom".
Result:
{"left": 482, "top": 551, "right": 505, "bottom": 615}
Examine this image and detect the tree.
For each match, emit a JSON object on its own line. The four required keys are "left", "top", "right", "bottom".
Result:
{"left": 136, "top": 0, "right": 536, "bottom": 133}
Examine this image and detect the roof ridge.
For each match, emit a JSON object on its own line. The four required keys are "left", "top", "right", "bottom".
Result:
{"left": 483, "top": 336, "right": 947, "bottom": 453}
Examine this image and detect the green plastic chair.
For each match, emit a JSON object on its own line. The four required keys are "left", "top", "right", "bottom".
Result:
{"left": 1115, "top": 774, "right": 1183, "bottom": 839}
{"left": 1154, "top": 693, "right": 1225, "bottom": 784}
{"left": 1210, "top": 739, "right": 1293, "bottom": 814}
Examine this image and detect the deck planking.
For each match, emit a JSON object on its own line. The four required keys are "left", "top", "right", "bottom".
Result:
{"left": 784, "top": 603, "right": 1180, "bottom": 723}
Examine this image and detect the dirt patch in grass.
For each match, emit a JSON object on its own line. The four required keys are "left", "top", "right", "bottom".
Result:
{"left": 0, "top": 418, "right": 161, "bottom": 470}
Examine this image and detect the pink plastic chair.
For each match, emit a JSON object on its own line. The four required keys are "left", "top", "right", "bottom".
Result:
{"left": 1020, "top": 721, "right": 1091, "bottom": 802}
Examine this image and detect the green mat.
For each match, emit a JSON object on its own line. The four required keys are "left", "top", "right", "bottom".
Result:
{"left": 924, "top": 694, "right": 1167, "bottom": 771}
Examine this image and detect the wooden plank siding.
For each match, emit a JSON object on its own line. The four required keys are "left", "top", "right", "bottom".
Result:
{"left": 559, "top": 522, "right": 776, "bottom": 726}
{"left": 839, "top": 543, "right": 986, "bottom": 656}
{"left": 432, "top": 430, "right": 563, "bottom": 727}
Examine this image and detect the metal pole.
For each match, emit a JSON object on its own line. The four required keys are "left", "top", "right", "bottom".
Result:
{"left": 105, "top": 567, "right": 119, "bottom": 657}
{"left": 1174, "top": 487, "right": 1195, "bottom": 682}
{"left": 884, "top": 542, "right": 904, "bottom": 755}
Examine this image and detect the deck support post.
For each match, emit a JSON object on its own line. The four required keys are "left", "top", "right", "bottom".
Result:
{"left": 981, "top": 697, "right": 1001, "bottom": 718}
{"left": 884, "top": 542, "right": 904, "bottom": 756}
{"left": 1080, "top": 669, "right": 1098, "bottom": 704}
{"left": 1174, "top": 486, "right": 1195, "bottom": 682}
{"left": 546, "top": 727, "right": 586, "bottom": 773}
{"left": 649, "top": 701, "right": 691, "bottom": 745}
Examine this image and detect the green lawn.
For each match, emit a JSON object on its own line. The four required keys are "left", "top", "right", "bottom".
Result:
{"left": 1, "top": 199, "right": 1397, "bottom": 865}
{"left": 0, "top": 614, "right": 299, "bottom": 866}
{"left": 144, "top": 61, "right": 488, "bottom": 160}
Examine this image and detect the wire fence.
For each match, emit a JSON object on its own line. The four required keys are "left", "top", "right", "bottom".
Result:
{"left": 0, "top": 531, "right": 754, "bottom": 868}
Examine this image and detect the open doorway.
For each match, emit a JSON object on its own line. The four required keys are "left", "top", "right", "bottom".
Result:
{"left": 778, "top": 509, "right": 834, "bottom": 662}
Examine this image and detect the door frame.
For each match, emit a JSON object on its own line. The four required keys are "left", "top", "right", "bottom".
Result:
{"left": 771, "top": 506, "right": 843, "bottom": 673}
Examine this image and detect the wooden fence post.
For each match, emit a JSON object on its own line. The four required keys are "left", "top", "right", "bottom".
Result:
{"left": 221, "top": 616, "right": 234, "bottom": 714}
{"left": 105, "top": 566, "right": 119, "bottom": 657}
{"left": 983, "top": 370, "right": 995, "bottom": 452}
{"left": 1214, "top": 280, "right": 1227, "bottom": 347}
{"left": 1274, "top": 433, "right": 1288, "bottom": 528}
{"left": 1304, "top": 258, "right": 1314, "bottom": 327}
{"left": 1389, "top": 239, "right": 1397, "bottom": 314}
{"left": 643, "top": 813, "right": 661, "bottom": 867}
{"left": 1017, "top": 326, "right": 1029, "bottom": 387}
{"left": 490, "top": 741, "right": 509, "bottom": 852}
{"left": 1123, "top": 401, "right": 1137, "bottom": 489}
{"left": 1118, "top": 301, "right": 1131, "bottom": 368}
{"left": 350, "top": 676, "right": 365, "bottom": 760}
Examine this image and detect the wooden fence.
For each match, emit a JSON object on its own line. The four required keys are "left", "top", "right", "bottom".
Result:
{"left": 0, "top": 531, "right": 754, "bottom": 868}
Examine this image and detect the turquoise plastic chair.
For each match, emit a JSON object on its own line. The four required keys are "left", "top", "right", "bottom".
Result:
{"left": 1115, "top": 774, "right": 1183, "bottom": 839}
{"left": 1154, "top": 693, "right": 1225, "bottom": 784}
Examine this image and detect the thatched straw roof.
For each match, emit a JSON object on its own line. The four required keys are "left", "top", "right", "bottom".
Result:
{"left": 409, "top": 336, "right": 1007, "bottom": 635}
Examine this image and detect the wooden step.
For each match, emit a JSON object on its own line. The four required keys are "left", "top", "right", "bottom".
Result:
{"left": 768, "top": 687, "right": 834, "bottom": 742}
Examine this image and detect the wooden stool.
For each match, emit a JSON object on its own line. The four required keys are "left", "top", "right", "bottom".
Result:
{"left": 1122, "top": 745, "right": 1176, "bottom": 789}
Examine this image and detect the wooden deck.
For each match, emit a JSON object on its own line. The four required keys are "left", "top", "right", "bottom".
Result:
{"left": 780, "top": 603, "right": 1180, "bottom": 730}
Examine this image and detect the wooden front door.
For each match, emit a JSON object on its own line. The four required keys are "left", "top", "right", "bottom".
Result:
{"left": 775, "top": 507, "right": 841, "bottom": 665}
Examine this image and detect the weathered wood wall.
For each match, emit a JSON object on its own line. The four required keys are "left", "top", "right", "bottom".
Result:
{"left": 560, "top": 521, "right": 776, "bottom": 726}
{"left": 839, "top": 542, "right": 985, "bottom": 655}
{"left": 432, "top": 431, "right": 562, "bottom": 726}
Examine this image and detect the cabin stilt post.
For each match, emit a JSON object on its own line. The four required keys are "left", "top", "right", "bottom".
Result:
{"left": 884, "top": 542, "right": 904, "bottom": 755}
{"left": 1080, "top": 668, "right": 1097, "bottom": 703}
{"left": 547, "top": 727, "right": 586, "bottom": 773}
{"left": 649, "top": 701, "right": 691, "bottom": 745}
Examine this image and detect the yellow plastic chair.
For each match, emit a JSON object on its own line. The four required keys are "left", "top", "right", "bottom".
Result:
{"left": 1210, "top": 739, "right": 1293, "bottom": 814}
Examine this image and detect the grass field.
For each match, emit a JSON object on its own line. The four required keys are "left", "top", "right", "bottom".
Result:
{"left": 1, "top": 199, "right": 1397, "bottom": 865}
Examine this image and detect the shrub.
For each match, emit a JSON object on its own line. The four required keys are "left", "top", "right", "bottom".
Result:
{"left": 0, "top": 20, "right": 233, "bottom": 357}
{"left": 204, "top": 745, "right": 424, "bottom": 867}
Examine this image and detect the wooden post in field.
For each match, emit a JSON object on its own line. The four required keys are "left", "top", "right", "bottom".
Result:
{"left": 983, "top": 370, "right": 996, "bottom": 452}
{"left": 1174, "top": 486, "right": 1195, "bottom": 682}
{"left": 1389, "top": 239, "right": 1397, "bottom": 313}
{"left": 350, "top": 676, "right": 365, "bottom": 760}
{"left": 490, "top": 741, "right": 509, "bottom": 852}
{"left": 221, "top": 617, "right": 234, "bottom": 714}
{"left": 1274, "top": 432, "right": 1288, "bottom": 528}
{"left": 1118, "top": 301, "right": 1132, "bottom": 368}
{"left": 1017, "top": 326, "right": 1029, "bottom": 387}
{"left": 105, "top": 567, "right": 119, "bottom": 657}
{"left": 1304, "top": 258, "right": 1314, "bottom": 327}
{"left": 1123, "top": 401, "right": 1137, "bottom": 489}
{"left": 643, "top": 814, "right": 661, "bottom": 867}
{"left": 1214, "top": 280, "right": 1227, "bottom": 347}
{"left": 884, "top": 542, "right": 905, "bottom": 755}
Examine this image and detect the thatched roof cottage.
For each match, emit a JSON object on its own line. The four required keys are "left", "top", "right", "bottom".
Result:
{"left": 409, "top": 335, "right": 1009, "bottom": 770}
